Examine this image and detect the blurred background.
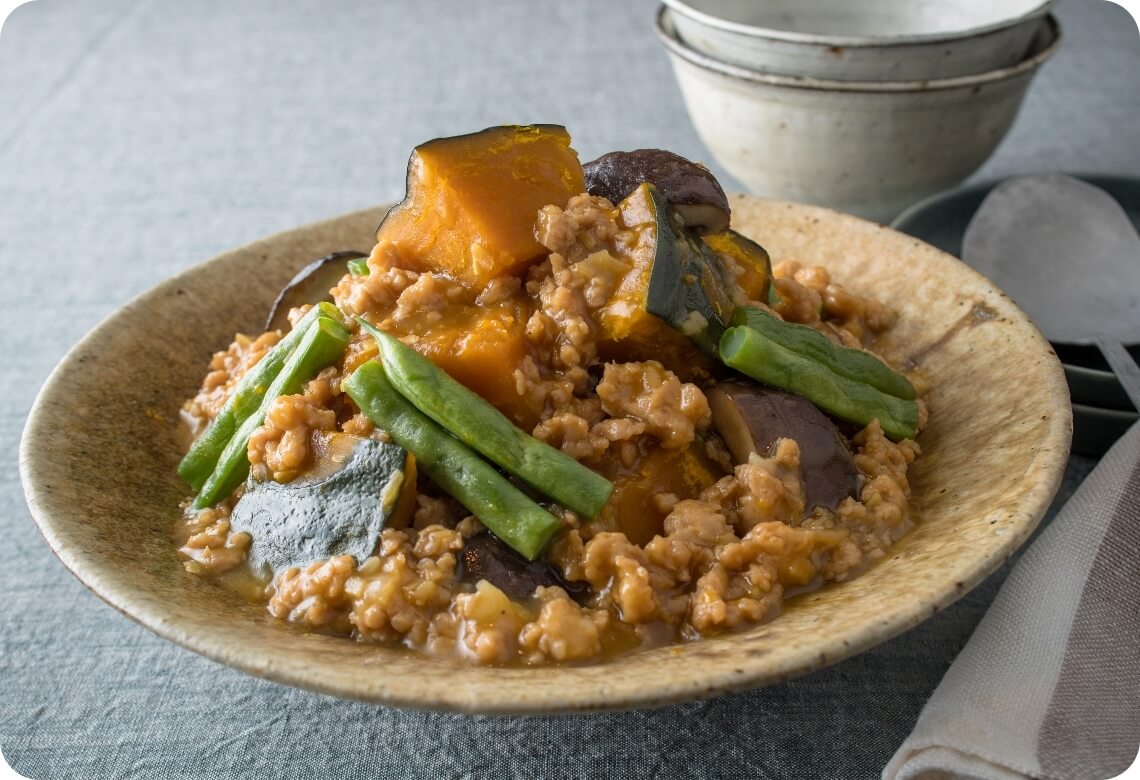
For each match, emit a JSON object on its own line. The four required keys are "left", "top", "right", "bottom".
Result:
{"left": 0, "top": 1, "right": 1137, "bottom": 777}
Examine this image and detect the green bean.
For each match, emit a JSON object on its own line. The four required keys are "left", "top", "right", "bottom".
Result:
{"left": 178, "top": 302, "right": 344, "bottom": 491}
{"left": 191, "top": 315, "right": 350, "bottom": 509}
{"left": 732, "top": 306, "right": 916, "bottom": 400}
{"left": 343, "top": 361, "right": 563, "bottom": 560}
{"left": 358, "top": 319, "right": 614, "bottom": 519}
{"left": 719, "top": 325, "right": 919, "bottom": 441}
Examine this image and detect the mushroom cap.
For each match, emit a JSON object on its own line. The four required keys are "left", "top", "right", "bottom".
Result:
{"left": 460, "top": 531, "right": 587, "bottom": 601}
{"left": 584, "top": 149, "right": 731, "bottom": 235}
{"left": 708, "top": 381, "right": 861, "bottom": 512}
{"left": 265, "top": 250, "right": 365, "bottom": 333}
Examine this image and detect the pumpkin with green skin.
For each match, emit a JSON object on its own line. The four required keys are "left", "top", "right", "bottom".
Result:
{"left": 593, "top": 182, "right": 741, "bottom": 378}
{"left": 374, "top": 124, "right": 585, "bottom": 288}
{"left": 230, "top": 433, "right": 415, "bottom": 579}
{"left": 638, "top": 183, "right": 738, "bottom": 356}
{"left": 702, "top": 230, "right": 773, "bottom": 306}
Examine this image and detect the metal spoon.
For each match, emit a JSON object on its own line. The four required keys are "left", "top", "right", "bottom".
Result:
{"left": 962, "top": 174, "right": 1140, "bottom": 410}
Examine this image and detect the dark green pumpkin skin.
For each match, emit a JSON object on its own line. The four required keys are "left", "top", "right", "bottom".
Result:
{"left": 642, "top": 183, "right": 737, "bottom": 356}
{"left": 230, "top": 436, "right": 410, "bottom": 579}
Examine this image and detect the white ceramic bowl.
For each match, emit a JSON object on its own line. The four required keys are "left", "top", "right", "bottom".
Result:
{"left": 656, "top": 7, "right": 1060, "bottom": 222}
{"left": 664, "top": 0, "right": 1053, "bottom": 81}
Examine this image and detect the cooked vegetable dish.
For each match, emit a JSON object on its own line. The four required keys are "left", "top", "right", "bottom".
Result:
{"left": 176, "top": 125, "right": 926, "bottom": 665}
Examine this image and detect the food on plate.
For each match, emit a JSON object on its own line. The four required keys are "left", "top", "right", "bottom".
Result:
{"left": 175, "top": 125, "right": 926, "bottom": 665}
{"left": 265, "top": 251, "right": 367, "bottom": 333}
{"left": 583, "top": 148, "right": 731, "bottom": 234}
{"left": 721, "top": 308, "right": 918, "bottom": 441}
{"left": 705, "top": 382, "right": 860, "bottom": 513}
{"left": 230, "top": 433, "right": 414, "bottom": 579}
{"left": 375, "top": 124, "right": 585, "bottom": 288}
{"left": 181, "top": 303, "right": 350, "bottom": 507}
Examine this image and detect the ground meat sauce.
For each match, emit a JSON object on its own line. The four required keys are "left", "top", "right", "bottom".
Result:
{"left": 175, "top": 192, "right": 924, "bottom": 665}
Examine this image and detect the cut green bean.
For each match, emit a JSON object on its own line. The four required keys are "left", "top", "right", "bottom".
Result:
{"left": 732, "top": 306, "right": 916, "bottom": 401}
{"left": 346, "top": 257, "right": 370, "bottom": 277}
{"left": 178, "top": 301, "right": 344, "bottom": 491}
{"left": 719, "top": 325, "right": 919, "bottom": 441}
{"left": 344, "top": 360, "right": 563, "bottom": 560}
{"left": 191, "top": 315, "right": 351, "bottom": 509}
{"left": 358, "top": 319, "right": 614, "bottom": 519}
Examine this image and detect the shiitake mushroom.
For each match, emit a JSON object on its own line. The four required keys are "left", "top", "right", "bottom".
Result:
{"left": 460, "top": 531, "right": 587, "bottom": 602}
{"left": 583, "top": 149, "right": 731, "bottom": 234}
{"left": 265, "top": 250, "right": 366, "bottom": 333}
{"left": 707, "top": 382, "right": 860, "bottom": 513}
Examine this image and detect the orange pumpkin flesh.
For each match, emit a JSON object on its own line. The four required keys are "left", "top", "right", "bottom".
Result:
{"left": 598, "top": 440, "right": 724, "bottom": 545}
{"left": 703, "top": 230, "right": 772, "bottom": 304}
{"left": 593, "top": 184, "right": 717, "bottom": 381}
{"left": 410, "top": 301, "right": 541, "bottom": 431}
{"left": 377, "top": 125, "right": 586, "bottom": 288}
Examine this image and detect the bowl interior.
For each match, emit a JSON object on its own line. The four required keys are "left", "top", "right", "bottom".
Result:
{"left": 668, "top": 0, "right": 1050, "bottom": 39}
{"left": 20, "top": 197, "right": 1071, "bottom": 713}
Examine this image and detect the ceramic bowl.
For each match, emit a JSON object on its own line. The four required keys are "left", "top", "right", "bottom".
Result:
{"left": 664, "top": 0, "right": 1052, "bottom": 81}
{"left": 20, "top": 196, "right": 1071, "bottom": 713}
{"left": 656, "top": 8, "right": 1060, "bottom": 222}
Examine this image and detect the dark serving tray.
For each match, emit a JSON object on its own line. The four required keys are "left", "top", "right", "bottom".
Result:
{"left": 892, "top": 174, "right": 1140, "bottom": 455}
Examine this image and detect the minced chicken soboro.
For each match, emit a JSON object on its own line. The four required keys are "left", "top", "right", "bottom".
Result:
{"left": 176, "top": 192, "right": 924, "bottom": 665}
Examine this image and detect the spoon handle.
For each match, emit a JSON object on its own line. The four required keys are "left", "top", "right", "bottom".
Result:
{"left": 1097, "top": 340, "right": 1140, "bottom": 412}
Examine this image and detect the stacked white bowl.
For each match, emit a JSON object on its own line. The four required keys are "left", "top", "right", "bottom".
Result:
{"left": 656, "top": 0, "right": 1060, "bottom": 222}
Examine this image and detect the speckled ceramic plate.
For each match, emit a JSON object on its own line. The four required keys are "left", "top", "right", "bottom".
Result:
{"left": 20, "top": 196, "right": 1071, "bottom": 713}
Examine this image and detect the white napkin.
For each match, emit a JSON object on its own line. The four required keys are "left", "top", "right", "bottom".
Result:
{"left": 884, "top": 423, "right": 1140, "bottom": 780}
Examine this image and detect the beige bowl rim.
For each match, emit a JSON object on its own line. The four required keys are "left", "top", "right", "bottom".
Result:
{"left": 661, "top": 0, "right": 1054, "bottom": 49}
{"left": 655, "top": 5, "right": 1062, "bottom": 93}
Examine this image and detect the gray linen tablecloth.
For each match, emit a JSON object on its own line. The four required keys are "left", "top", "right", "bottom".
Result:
{"left": 1, "top": 1, "right": 1136, "bottom": 778}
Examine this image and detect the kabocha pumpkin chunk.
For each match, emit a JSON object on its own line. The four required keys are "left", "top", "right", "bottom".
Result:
{"left": 597, "top": 439, "right": 725, "bottom": 545}
{"left": 404, "top": 300, "right": 542, "bottom": 430}
{"left": 376, "top": 125, "right": 586, "bottom": 287}
{"left": 593, "top": 183, "right": 738, "bottom": 379}
{"left": 703, "top": 231, "right": 772, "bottom": 305}
{"left": 229, "top": 434, "right": 414, "bottom": 579}
{"left": 641, "top": 185, "right": 738, "bottom": 355}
